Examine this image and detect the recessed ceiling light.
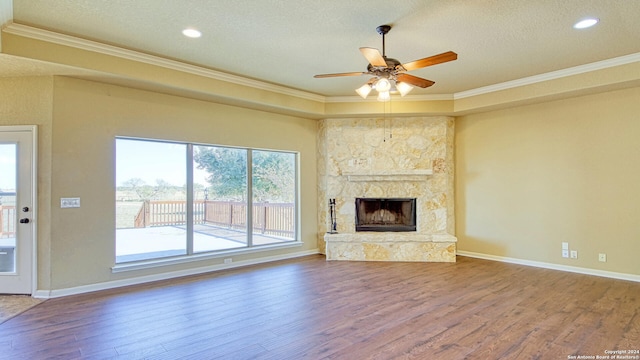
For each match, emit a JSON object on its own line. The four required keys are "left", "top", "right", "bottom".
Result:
{"left": 182, "top": 28, "right": 202, "bottom": 38}
{"left": 573, "top": 18, "right": 599, "bottom": 29}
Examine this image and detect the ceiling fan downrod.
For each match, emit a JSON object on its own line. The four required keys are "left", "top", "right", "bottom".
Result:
{"left": 376, "top": 25, "right": 391, "bottom": 58}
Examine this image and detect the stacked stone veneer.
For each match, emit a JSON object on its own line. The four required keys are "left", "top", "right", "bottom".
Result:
{"left": 317, "top": 116, "right": 457, "bottom": 262}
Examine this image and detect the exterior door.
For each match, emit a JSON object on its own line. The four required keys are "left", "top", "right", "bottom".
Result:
{"left": 0, "top": 126, "right": 36, "bottom": 294}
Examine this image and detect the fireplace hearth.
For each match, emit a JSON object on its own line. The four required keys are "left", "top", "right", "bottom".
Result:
{"left": 355, "top": 198, "right": 416, "bottom": 232}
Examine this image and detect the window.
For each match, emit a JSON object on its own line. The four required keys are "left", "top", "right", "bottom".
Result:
{"left": 115, "top": 138, "right": 298, "bottom": 264}
{"left": 192, "top": 145, "right": 248, "bottom": 252}
{"left": 251, "top": 150, "right": 296, "bottom": 244}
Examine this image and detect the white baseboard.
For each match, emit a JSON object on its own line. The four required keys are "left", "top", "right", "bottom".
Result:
{"left": 34, "top": 249, "right": 320, "bottom": 299}
{"left": 457, "top": 250, "right": 640, "bottom": 283}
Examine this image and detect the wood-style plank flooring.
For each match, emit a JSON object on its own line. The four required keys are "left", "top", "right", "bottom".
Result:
{"left": 1, "top": 255, "right": 638, "bottom": 359}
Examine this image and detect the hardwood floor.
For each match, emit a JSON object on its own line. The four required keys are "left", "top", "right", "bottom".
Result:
{"left": 1, "top": 255, "right": 638, "bottom": 359}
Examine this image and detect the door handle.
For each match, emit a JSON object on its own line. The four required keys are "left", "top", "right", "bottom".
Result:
{"left": 19, "top": 218, "right": 30, "bottom": 224}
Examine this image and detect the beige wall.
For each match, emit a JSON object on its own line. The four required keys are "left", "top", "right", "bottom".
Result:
{"left": 0, "top": 76, "right": 54, "bottom": 290}
{"left": 4, "top": 74, "right": 638, "bottom": 292}
{"left": 3, "top": 76, "right": 318, "bottom": 291}
{"left": 455, "top": 86, "right": 640, "bottom": 275}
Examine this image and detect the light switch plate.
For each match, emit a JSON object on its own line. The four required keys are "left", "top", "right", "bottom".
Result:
{"left": 61, "top": 197, "right": 81, "bottom": 208}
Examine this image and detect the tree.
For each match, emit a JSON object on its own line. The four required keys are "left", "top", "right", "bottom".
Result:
{"left": 121, "top": 178, "right": 175, "bottom": 201}
{"left": 194, "top": 147, "right": 247, "bottom": 200}
{"left": 193, "top": 147, "right": 294, "bottom": 202}
{"left": 192, "top": 182, "right": 205, "bottom": 199}
{"left": 252, "top": 151, "right": 295, "bottom": 202}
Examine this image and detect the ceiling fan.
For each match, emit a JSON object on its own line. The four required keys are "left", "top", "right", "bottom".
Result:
{"left": 314, "top": 25, "right": 457, "bottom": 101}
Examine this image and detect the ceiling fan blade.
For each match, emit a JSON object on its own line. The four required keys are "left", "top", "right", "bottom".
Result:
{"left": 359, "top": 47, "right": 387, "bottom": 67}
{"left": 401, "top": 51, "right": 458, "bottom": 71}
{"left": 314, "top": 72, "right": 365, "bottom": 78}
{"left": 396, "top": 73, "right": 435, "bottom": 88}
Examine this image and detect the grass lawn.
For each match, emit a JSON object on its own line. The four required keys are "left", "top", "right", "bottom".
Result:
{"left": 116, "top": 201, "right": 143, "bottom": 229}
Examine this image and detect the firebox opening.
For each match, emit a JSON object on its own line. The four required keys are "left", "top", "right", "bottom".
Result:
{"left": 355, "top": 198, "right": 417, "bottom": 232}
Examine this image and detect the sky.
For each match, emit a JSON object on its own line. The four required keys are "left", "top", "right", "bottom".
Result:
{"left": 115, "top": 139, "right": 208, "bottom": 187}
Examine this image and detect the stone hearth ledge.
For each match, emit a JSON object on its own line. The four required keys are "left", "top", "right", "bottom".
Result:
{"left": 324, "top": 233, "right": 457, "bottom": 262}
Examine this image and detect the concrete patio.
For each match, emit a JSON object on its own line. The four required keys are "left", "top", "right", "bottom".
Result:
{"left": 116, "top": 223, "right": 292, "bottom": 263}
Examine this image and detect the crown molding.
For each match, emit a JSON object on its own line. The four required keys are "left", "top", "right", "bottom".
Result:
{"left": 454, "top": 52, "right": 640, "bottom": 99}
{"left": 3, "top": 23, "right": 326, "bottom": 103}
{"left": 4, "top": 23, "right": 638, "bottom": 108}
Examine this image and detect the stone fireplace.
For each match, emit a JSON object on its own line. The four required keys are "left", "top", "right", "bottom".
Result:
{"left": 317, "top": 116, "right": 457, "bottom": 262}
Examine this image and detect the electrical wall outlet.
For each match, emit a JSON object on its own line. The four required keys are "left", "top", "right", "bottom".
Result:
{"left": 570, "top": 250, "right": 578, "bottom": 259}
{"left": 599, "top": 253, "right": 607, "bottom": 262}
{"left": 224, "top": 258, "right": 232, "bottom": 264}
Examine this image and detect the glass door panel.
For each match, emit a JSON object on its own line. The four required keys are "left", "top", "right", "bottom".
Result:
{"left": 192, "top": 145, "right": 248, "bottom": 253}
{"left": 115, "top": 139, "right": 187, "bottom": 263}
{"left": 251, "top": 150, "right": 297, "bottom": 245}
{"left": 0, "top": 144, "right": 17, "bottom": 274}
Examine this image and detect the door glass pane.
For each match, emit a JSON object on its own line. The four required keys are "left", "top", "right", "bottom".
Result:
{"left": 252, "top": 150, "right": 296, "bottom": 244}
{"left": 0, "top": 144, "right": 17, "bottom": 273}
{"left": 115, "top": 139, "right": 187, "bottom": 263}
{"left": 193, "top": 145, "right": 248, "bottom": 253}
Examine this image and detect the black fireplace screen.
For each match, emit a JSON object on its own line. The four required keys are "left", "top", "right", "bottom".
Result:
{"left": 355, "top": 198, "right": 417, "bottom": 232}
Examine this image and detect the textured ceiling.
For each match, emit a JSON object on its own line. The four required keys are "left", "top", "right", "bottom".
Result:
{"left": 5, "top": 0, "right": 640, "bottom": 97}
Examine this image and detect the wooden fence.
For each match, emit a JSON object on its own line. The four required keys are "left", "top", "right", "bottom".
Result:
{"left": 134, "top": 200, "right": 295, "bottom": 238}
{"left": 0, "top": 205, "right": 16, "bottom": 238}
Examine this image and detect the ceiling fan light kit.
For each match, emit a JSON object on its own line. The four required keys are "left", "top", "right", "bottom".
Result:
{"left": 314, "top": 24, "right": 457, "bottom": 102}
{"left": 396, "top": 81, "right": 414, "bottom": 97}
{"left": 356, "top": 82, "right": 373, "bottom": 98}
{"left": 377, "top": 90, "right": 391, "bottom": 102}
{"left": 375, "top": 77, "right": 392, "bottom": 92}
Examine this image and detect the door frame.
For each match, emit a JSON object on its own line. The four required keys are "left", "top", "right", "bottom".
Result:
{"left": 0, "top": 125, "right": 38, "bottom": 295}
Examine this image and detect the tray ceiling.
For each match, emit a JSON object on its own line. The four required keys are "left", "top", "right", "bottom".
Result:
{"left": 3, "top": 0, "right": 640, "bottom": 97}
